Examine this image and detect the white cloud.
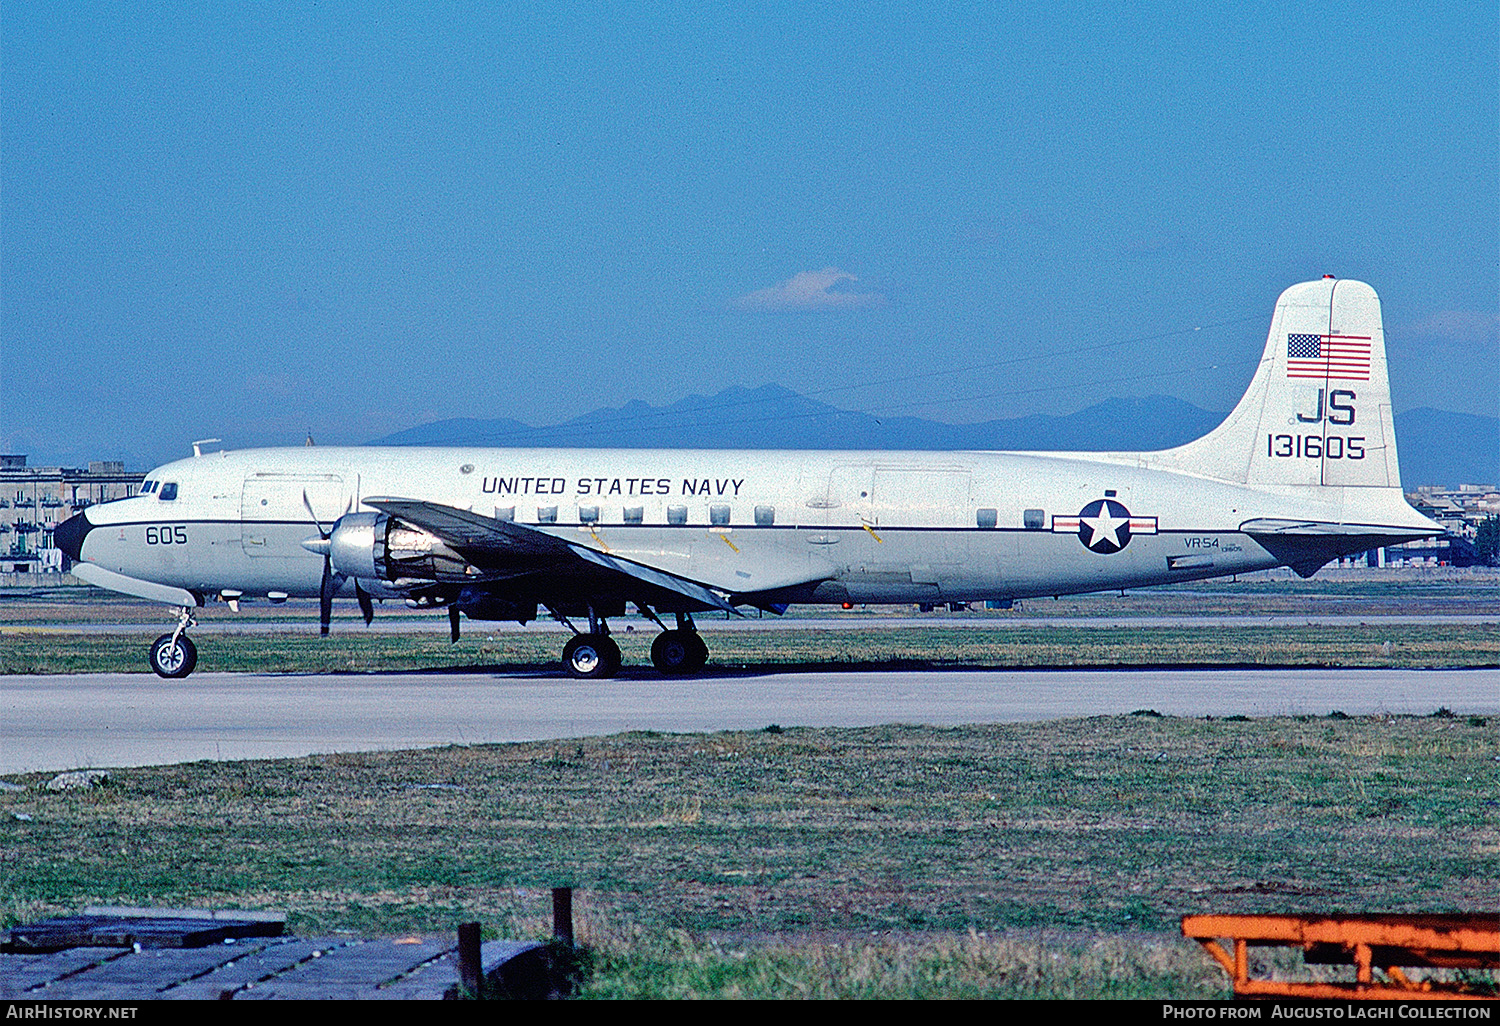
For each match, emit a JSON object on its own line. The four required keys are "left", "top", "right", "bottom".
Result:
{"left": 1400, "top": 310, "right": 1499, "bottom": 346}
{"left": 729, "top": 268, "right": 886, "bottom": 312}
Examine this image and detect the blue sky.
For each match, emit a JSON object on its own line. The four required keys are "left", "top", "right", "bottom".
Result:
{"left": 3, "top": 2, "right": 1495, "bottom": 467}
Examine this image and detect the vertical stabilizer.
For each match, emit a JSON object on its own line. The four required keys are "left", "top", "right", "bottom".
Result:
{"left": 1154, "top": 278, "right": 1399, "bottom": 489}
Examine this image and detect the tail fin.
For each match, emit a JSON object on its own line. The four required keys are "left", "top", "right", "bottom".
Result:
{"left": 1156, "top": 278, "right": 1400, "bottom": 488}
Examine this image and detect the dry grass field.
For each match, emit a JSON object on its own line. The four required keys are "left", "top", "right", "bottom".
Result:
{"left": 3, "top": 715, "right": 1496, "bottom": 998}
{"left": 2, "top": 574, "right": 1495, "bottom": 997}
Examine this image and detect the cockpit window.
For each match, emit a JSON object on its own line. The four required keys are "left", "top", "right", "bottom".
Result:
{"left": 159, "top": 482, "right": 178, "bottom": 501}
{"left": 141, "top": 480, "right": 157, "bottom": 494}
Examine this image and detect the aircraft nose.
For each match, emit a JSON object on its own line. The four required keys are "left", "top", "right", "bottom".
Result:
{"left": 54, "top": 510, "right": 93, "bottom": 564}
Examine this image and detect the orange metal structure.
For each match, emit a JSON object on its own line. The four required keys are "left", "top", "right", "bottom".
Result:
{"left": 1181, "top": 913, "right": 1499, "bottom": 1000}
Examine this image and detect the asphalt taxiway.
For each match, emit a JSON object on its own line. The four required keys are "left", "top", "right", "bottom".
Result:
{"left": 3, "top": 666, "right": 1496, "bottom": 775}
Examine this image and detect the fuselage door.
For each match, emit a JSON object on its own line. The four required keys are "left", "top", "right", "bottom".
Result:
{"left": 241, "top": 474, "right": 346, "bottom": 557}
{"left": 814, "top": 465, "right": 876, "bottom": 528}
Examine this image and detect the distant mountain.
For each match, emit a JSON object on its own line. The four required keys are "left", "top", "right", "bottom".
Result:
{"left": 372, "top": 385, "right": 1224, "bottom": 453}
{"left": 369, "top": 386, "right": 1498, "bottom": 489}
{"left": 1392, "top": 408, "right": 1499, "bottom": 489}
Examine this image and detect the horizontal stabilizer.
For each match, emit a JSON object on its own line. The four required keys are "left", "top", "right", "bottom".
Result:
{"left": 1239, "top": 518, "right": 1435, "bottom": 540}
{"left": 1239, "top": 518, "right": 1433, "bottom": 579}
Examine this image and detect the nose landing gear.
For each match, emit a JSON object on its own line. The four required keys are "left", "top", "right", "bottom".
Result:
{"left": 149, "top": 606, "right": 198, "bottom": 678}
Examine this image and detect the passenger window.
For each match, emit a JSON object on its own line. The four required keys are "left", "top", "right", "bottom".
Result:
{"left": 159, "top": 483, "right": 178, "bottom": 501}
{"left": 578, "top": 505, "right": 599, "bottom": 524}
{"left": 667, "top": 505, "right": 687, "bottom": 525}
{"left": 976, "top": 507, "right": 997, "bottom": 529}
{"left": 1024, "top": 508, "right": 1045, "bottom": 530}
{"left": 755, "top": 505, "right": 775, "bottom": 527}
{"left": 710, "top": 504, "right": 730, "bottom": 526}
{"left": 623, "top": 506, "right": 644, "bottom": 524}
{"left": 494, "top": 507, "right": 515, "bottom": 522}
{"left": 537, "top": 506, "right": 557, "bottom": 523}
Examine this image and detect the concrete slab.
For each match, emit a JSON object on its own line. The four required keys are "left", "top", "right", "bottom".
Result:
{"left": 1, "top": 666, "right": 1496, "bottom": 774}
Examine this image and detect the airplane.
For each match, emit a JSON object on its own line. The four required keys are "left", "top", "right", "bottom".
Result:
{"left": 53, "top": 277, "right": 1440, "bottom": 679}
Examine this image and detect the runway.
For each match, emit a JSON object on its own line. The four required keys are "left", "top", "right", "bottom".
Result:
{"left": 3, "top": 666, "right": 1496, "bottom": 775}
{"left": 9, "top": 614, "right": 1500, "bottom": 633}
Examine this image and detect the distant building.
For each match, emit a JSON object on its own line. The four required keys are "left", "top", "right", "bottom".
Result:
{"left": 0, "top": 455, "right": 144, "bottom": 572}
{"left": 1387, "top": 486, "right": 1500, "bottom": 566}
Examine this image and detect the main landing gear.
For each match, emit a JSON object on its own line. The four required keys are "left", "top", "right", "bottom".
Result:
{"left": 550, "top": 604, "right": 623, "bottom": 680}
{"left": 562, "top": 633, "right": 621, "bottom": 679}
{"left": 553, "top": 606, "right": 708, "bottom": 679}
{"left": 149, "top": 606, "right": 198, "bottom": 678}
{"left": 650, "top": 614, "right": 708, "bottom": 675}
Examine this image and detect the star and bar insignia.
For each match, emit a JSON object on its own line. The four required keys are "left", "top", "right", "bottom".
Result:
{"left": 1052, "top": 498, "right": 1158, "bottom": 554}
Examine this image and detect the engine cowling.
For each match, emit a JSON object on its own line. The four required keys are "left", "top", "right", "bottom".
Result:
{"left": 327, "top": 511, "right": 469, "bottom": 581}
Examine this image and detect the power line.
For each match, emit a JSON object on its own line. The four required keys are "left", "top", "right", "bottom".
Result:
{"left": 449, "top": 314, "right": 1263, "bottom": 446}
{"left": 446, "top": 357, "right": 1257, "bottom": 446}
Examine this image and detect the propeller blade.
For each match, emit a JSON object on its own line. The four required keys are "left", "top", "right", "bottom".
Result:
{"left": 319, "top": 558, "right": 335, "bottom": 636}
{"left": 449, "top": 605, "right": 461, "bottom": 643}
{"left": 308, "top": 489, "right": 355, "bottom": 637}
{"left": 303, "top": 489, "right": 330, "bottom": 538}
{"left": 356, "top": 580, "right": 374, "bottom": 626}
{"left": 319, "top": 559, "right": 346, "bottom": 637}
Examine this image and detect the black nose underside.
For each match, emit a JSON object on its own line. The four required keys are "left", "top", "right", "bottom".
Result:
{"left": 54, "top": 510, "right": 93, "bottom": 563}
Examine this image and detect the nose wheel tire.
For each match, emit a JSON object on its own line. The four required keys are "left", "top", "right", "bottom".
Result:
{"left": 651, "top": 629, "right": 708, "bottom": 675}
{"left": 562, "top": 633, "right": 621, "bottom": 679}
{"left": 149, "top": 633, "right": 198, "bottom": 678}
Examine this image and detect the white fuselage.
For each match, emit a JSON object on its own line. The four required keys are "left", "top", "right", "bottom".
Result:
{"left": 73, "top": 443, "right": 1386, "bottom": 606}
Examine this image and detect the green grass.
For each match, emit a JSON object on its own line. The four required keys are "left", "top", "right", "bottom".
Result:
{"left": 2, "top": 716, "right": 1496, "bottom": 997}
{"left": 4, "top": 572, "right": 1496, "bottom": 673}
{"left": 2, "top": 622, "right": 1496, "bottom": 674}
{"left": 3, "top": 579, "right": 1496, "bottom": 997}
{"left": 575, "top": 929, "right": 1233, "bottom": 999}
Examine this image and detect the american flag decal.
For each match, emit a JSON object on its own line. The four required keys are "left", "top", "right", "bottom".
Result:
{"left": 1286, "top": 333, "right": 1371, "bottom": 380}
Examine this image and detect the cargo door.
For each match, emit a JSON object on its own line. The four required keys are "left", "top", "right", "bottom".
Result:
{"left": 241, "top": 474, "right": 346, "bottom": 557}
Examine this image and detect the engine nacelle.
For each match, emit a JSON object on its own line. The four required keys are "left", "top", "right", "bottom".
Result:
{"left": 455, "top": 587, "right": 536, "bottom": 624}
{"left": 328, "top": 511, "right": 469, "bottom": 581}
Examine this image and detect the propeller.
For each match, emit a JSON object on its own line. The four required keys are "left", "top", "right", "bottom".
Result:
{"left": 303, "top": 489, "right": 353, "bottom": 636}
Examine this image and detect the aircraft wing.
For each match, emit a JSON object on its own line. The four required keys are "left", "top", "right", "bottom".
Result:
{"left": 364, "top": 497, "right": 572, "bottom": 559}
{"left": 363, "top": 497, "right": 739, "bottom": 611}
{"left": 566, "top": 544, "right": 737, "bottom": 613}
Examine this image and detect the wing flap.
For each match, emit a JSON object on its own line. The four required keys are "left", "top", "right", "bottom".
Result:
{"left": 567, "top": 544, "right": 737, "bottom": 613}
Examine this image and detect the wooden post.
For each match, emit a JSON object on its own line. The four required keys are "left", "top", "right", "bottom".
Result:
{"left": 552, "top": 887, "right": 574, "bottom": 946}
{"left": 458, "top": 921, "right": 482, "bottom": 998}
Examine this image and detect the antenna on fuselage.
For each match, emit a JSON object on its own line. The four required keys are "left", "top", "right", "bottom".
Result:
{"left": 191, "top": 438, "right": 222, "bottom": 458}
{"left": 305, "top": 430, "right": 315, "bottom": 446}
